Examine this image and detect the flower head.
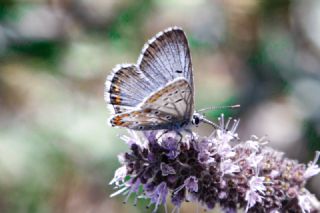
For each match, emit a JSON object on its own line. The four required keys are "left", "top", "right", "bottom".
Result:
{"left": 109, "top": 115, "right": 320, "bottom": 212}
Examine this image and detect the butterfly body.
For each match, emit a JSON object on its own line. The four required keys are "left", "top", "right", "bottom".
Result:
{"left": 105, "top": 27, "right": 201, "bottom": 131}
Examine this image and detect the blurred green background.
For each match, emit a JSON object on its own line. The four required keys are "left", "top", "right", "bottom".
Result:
{"left": 0, "top": 0, "right": 320, "bottom": 212}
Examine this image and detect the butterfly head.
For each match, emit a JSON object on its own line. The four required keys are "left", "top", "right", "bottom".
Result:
{"left": 192, "top": 104, "right": 241, "bottom": 128}
{"left": 191, "top": 112, "right": 220, "bottom": 129}
{"left": 191, "top": 112, "right": 203, "bottom": 127}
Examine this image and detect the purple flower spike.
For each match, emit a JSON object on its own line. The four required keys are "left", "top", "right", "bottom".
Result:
{"left": 109, "top": 115, "right": 320, "bottom": 212}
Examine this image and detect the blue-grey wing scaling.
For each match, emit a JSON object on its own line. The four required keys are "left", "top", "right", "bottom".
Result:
{"left": 105, "top": 64, "right": 154, "bottom": 114}
{"left": 137, "top": 27, "right": 194, "bottom": 91}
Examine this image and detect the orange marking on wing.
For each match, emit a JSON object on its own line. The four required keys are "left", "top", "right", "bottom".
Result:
{"left": 143, "top": 108, "right": 152, "bottom": 113}
{"left": 113, "top": 85, "right": 120, "bottom": 93}
{"left": 110, "top": 95, "right": 122, "bottom": 105}
{"left": 163, "top": 88, "right": 169, "bottom": 93}
{"left": 148, "top": 93, "right": 161, "bottom": 103}
{"left": 115, "top": 96, "right": 121, "bottom": 104}
{"left": 111, "top": 114, "right": 129, "bottom": 126}
{"left": 132, "top": 111, "right": 141, "bottom": 115}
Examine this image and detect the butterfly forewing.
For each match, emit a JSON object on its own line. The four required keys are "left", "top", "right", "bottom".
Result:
{"left": 138, "top": 27, "right": 193, "bottom": 91}
{"left": 110, "top": 78, "right": 193, "bottom": 130}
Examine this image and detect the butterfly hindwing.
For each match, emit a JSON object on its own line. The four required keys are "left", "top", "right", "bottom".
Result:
{"left": 110, "top": 109, "right": 180, "bottom": 130}
{"left": 110, "top": 78, "right": 193, "bottom": 130}
{"left": 141, "top": 78, "right": 193, "bottom": 119}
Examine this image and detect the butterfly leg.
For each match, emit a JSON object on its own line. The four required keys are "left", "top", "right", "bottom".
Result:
{"left": 173, "top": 130, "right": 183, "bottom": 143}
{"left": 184, "top": 128, "right": 195, "bottom": 141}
{"left": 156, "top": 130, "right": 170, "bottom": 142}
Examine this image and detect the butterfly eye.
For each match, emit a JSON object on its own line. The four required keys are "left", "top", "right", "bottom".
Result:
{"left": 192, "top": 115, "right": 200, "bottom": 125}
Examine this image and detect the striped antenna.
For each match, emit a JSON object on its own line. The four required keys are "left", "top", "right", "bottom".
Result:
{"left": 198, "top": 104, "right": 240, "bottom": 113}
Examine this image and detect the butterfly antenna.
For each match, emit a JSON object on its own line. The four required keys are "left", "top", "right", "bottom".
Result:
{"left": 198, "top": 104, "right": 240, "bottom": 113}
{"left": 200, "top": 117, "right": 220, "bottom": 129}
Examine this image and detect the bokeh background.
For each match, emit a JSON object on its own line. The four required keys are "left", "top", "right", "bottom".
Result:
{"left": 1, "top": 0, "right": 320, "bottom": 212}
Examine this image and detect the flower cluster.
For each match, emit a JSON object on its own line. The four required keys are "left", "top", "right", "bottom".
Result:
{"left": 109, "top": 115, "right": 320, "bottom": 213}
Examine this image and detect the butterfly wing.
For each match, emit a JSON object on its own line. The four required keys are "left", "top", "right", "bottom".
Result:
{"left": 138, "top": 27, "right": 194, "bottom": 91}
{"left": 105, "top": 64, "right": 154, "bottom": 114}
{"left": 110, "top": 78, "right": 193, "bottom": 130}
{"left": 105, "top": 27, "right": 194, "bottom": 116}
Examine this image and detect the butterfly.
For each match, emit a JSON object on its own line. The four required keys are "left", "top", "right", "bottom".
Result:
{"left": 105, "top": 27, "right": 226, "bottom": 131}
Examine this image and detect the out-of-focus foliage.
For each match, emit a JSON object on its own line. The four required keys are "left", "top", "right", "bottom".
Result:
{"left": 0, "top": 0, "right": 319, "bottom": 212}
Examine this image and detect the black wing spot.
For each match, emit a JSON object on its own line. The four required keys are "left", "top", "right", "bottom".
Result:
{"left": 166, "top": 115, "right": 172, "bottom": 120}
{"left": 154, "top": 111, "right": 160, "bottom": 115}
{"left": 175, "top": 70, "right": 182, "bottom": 73}
{"left": 174, "top": 90, "right": 179, "bottom": 94}
{"left": 175, "top": 98, "right": 183, "bottom": 103}
{"left": 138, "top": 126, "right": 144, "bottom": 130}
